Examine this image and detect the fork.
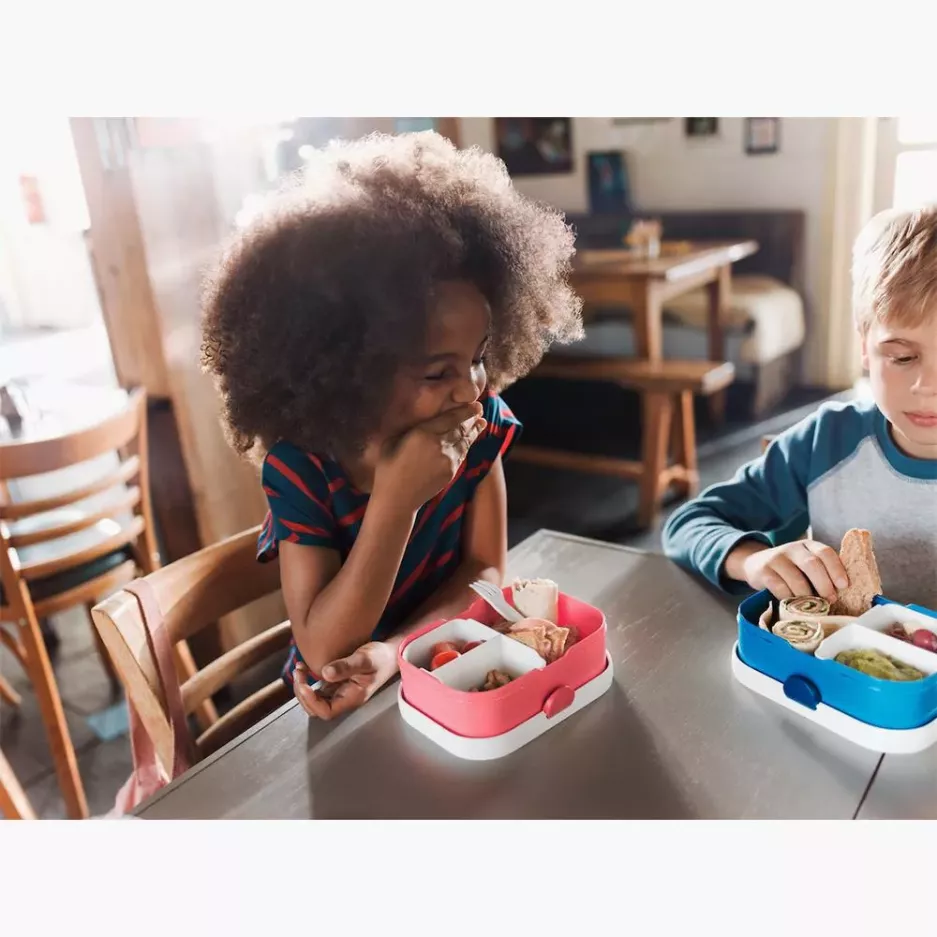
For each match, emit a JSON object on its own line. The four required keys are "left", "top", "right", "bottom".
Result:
{"left": 469, "top": 580, "right": 525, "bottom": 623}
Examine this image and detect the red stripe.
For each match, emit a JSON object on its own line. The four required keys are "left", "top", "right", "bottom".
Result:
{"left": 281, "top": 518, "right": 332, "bottom": 538}
{"left": 263, "top": 485, "right": 279, "bottom": 497}
{"left": 389, "top": 552, "right": 431, "bottom": 605}
{"left": 433, "top": 549, "right": 455, "bottom": 569}
{"left": 439, "top": 502, "right": 465, "bottom": 532}
{"left": 286, "top": 532, "right": 300, "bottom": 543}
{"left": 328, "top": 477, "right": 347, "bottom": 494}
{"left": 498, "top": 421, "right": 517, "bottom": 456}
{"left": 465, "top": 460, "right": 492, "bottom": 481}
{"left": 307, "top": 453, "right": 325, "bottom": 473}
{"left": 500, "top": 402, "right": 516, "bottom": 419}
{"left": 266, "top": 454, "right": 329, "bottom": 514}
{"left": 337, "top": 503, "right": 367, "bottom": 528}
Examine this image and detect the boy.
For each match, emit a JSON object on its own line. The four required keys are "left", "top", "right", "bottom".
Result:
{"left": 663, "top": 205, "right": 937, "bottom": 611}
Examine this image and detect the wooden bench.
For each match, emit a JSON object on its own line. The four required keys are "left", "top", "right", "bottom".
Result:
{"left": 512, "top": 356, "right": 735, "bottom": 528}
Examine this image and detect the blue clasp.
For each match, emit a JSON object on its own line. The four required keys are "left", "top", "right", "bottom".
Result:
{"left": 783, "top": 674, "right": 821, "bottom": 710}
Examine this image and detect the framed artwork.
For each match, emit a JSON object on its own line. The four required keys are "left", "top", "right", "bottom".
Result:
{"left": 494, "top": 118, "right": 574, "bottom": 175}
{"left": 685, "top": 118, "right": 719, "bottom": 137}
{"left": 746, "top": 117, "right": 780, "bottom": 155}
{"left": 587, "top": 151, "right": 632, "bottom": 215}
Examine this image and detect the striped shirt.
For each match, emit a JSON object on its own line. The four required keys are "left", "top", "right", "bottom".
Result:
{"left": 257, "top": 391, "right": 522, "bottom": 682}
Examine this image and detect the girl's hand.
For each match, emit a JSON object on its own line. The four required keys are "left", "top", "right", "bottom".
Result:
{"left": 373, "top": 402, "right": 486, "bottom": 512}
{"left": 728, "top": 539, "right": 849, "bottom": 601}
{"left": 292, "top": 640, "right": 399, "bottom": 720}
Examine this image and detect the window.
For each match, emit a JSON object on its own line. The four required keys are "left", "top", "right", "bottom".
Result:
{"left": 890, "top": 117, "right": 937, "bottom": 209}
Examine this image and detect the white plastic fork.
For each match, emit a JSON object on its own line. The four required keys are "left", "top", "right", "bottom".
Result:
{"left": 469, "top": 580, "right": 525, "bottom": 623}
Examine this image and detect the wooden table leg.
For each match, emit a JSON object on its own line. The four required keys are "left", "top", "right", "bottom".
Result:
{"left": 18, "top": 604, "right": 88, "bottom": 819}
{"left": 674, "top": 390, "right": 699, "bottom": 498}
{"left": 631, "top": 279, "right": 664, "bottom": 362}
{"left": 638, "top": 391, "right": 673, "bottom": 529}
{"left": 0, "top": 747, "right": 36, "bottom": 819}
{"left": 705, "top": 265, "right": 730, "bottom": 423}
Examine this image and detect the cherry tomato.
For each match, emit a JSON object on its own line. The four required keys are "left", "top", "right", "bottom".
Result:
{"left": 430, "top": 649, "right": 461, "bottom": 670}
{"left": 911, "top": 629, "right": 937, "bottom": 654}
{"left": 430, "top": 641, "right": 460, "bottom": 658}
{"left": 462, "top": 641, "right": 483, "bottom": 653}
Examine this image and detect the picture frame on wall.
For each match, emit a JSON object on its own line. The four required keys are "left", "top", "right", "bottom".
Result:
{"left": 494, "top": 118, "right": 574, "bottom": 176}
{"left": 685, "top": 118, "right": 719, "bottom": 137}
{"left": 587, "top": 151, "right": 632, "bottom": 215}
{"left": 745, "top": 117, "right": 780, "bottom": 155}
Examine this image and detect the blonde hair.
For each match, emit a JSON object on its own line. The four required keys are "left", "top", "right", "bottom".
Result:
{"left": 852, "top": 204, "right": 937, "bottom": 332}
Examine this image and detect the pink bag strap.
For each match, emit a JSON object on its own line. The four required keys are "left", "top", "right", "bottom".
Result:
{"left": 124, "top": 578, "right": 194, "bottom": 777}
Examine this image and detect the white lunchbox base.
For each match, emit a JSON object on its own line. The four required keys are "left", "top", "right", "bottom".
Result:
{"left": 731, "top": 644, "right": 937, "bottom": 755}
{"left": 398, "top": 653, "right": 614, "bottom": 760}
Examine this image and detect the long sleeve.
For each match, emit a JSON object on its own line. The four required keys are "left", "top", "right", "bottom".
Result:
{"left": 661, "top": 415, "right": 820, "bottom": 594}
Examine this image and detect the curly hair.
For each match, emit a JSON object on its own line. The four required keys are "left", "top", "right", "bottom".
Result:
{"left": 201, "top": 130, "right": 583, "bottom": 459}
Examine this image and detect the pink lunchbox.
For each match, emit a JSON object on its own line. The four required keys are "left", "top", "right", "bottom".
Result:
{"left": 396, "top": 587, "right": 614, "bottom": 760}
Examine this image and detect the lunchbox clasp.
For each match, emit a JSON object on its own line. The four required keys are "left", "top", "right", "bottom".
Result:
{"left": 543, "top": 686, "right": 575, "bottom": 719}
{"left": 782, "top": 674, "right": 821, "bottom": 711}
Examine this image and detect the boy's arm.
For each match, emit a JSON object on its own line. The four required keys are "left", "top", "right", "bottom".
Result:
{"left": 662, "top": 420, "right": 817, "bottom": 593}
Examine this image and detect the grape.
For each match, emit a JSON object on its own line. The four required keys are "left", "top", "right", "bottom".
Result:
{"left": 911, "top": 629, "right": 937, "bottom": 654}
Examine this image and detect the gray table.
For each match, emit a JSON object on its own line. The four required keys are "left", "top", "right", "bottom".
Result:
{"left": 138, "top": 530, "right": 892, "bottom": 819}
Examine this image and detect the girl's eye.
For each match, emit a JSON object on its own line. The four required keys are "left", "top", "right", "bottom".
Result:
{"left": 891, "top": 355, "right": 918, "bottom": 366}
{"left": 423, "top": 371, "right": 448, "bottom": 382}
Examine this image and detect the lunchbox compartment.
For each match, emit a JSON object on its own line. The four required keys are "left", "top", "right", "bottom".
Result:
{"left": 430, "top": 634, "right": 545, "bottom": 692}
{"left": 738, "top": 590, "right": 937, "bottom": 730}
{"left": 402, "top": 618, "right": 502, "bottom": 671}
{"left": 815, "top": 623, "right": 937, "bottom": 677}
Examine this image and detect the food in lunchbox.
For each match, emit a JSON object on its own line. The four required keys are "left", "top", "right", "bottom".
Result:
{"left": 771, "top": 618, "right": 824, "bottom": 654}
{"left": 884, "top": 622, "right": 911, "bottom": 643}
{"left": 831, "top": 529, "right": 882, "bottom": 617}
{"left": 511, "top": 578, "right": 559, "bottom": 623}
{"left": 473, "top": 669, "right": 514, "bottom": 692}
{"left": 911, "top": 629, "right": 937, "bottom": 654}
{"left": 780, "top": 596, "right": 830, "bottom": 620}
{"left": 505, "top": 617, "right": 570, "bottom": 663}
{"left": 430, "top": 649, "right": 461, "bottom": 670}
{"left": 834, "top": 648, "right": 924, "bottom": 682}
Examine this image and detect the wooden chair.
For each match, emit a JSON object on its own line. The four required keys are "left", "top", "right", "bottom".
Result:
{"left": 513, "top": 356, "right": 736, "bottom": 528}
{"left": 91, "top": 526, "right": 291, "bottom": 779}
{"left": 0, "top": 746, "right": 36, "bottom": 819}
{"left": 0, "top": 387, "right": 213, "bottom": 819}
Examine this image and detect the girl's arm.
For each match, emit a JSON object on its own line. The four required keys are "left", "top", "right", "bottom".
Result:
{"left": 278, "top": 498, "right": 416, "bottom": 676}
{"left": 391, "top": 453, "right": 509, "bottom": 646}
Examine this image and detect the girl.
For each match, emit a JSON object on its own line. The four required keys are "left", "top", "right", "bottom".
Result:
{"left": 201, "top": 131, "right": 583, "bottom": 719}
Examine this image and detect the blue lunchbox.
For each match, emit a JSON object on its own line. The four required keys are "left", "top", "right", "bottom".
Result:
{"left": 736, "top": 591, "right": 937, "bottom": 731}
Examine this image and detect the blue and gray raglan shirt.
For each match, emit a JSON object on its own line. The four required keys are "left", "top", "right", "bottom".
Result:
{"left": 662, "top": 400, "right": 937, "bottom": 611}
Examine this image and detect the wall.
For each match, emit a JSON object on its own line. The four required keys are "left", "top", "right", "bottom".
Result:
{"left": 459, "top": 118, "right": 835, "bottom": 383}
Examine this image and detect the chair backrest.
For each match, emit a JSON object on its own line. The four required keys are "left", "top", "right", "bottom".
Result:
{"left": 91, "top": 525, "right": 289, "bottom": 774}
{"left": 0, "top": 387, "right": 159, "bottom": 599}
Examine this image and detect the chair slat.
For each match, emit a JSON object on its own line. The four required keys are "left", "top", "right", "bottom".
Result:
{"left": 9, "top": 487, "right": 141, "bottom": 548}
{"left": 181, "top": 620, "right": 292, "bottom": 714}
{"left": 0, "top": 456, "right": 140, "bottom": 521}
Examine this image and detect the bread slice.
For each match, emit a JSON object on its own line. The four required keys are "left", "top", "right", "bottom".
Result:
{"left": 830, "top": 528, "right": 882, "bottom": 617}
{"left": 511, "top": 578, "right": 559, "bottom": 623}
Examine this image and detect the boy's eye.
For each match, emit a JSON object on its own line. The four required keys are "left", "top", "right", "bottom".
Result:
{"left": 891, "top": 355, "right": 918, "bottom": 366}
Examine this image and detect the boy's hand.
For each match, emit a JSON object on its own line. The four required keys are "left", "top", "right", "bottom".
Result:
{"left": 374, "top": 402, "right": 486, "bottom": 512}
{"left": 729, "top": 539, "right": 849, "bottom": 602}
{"left": 292, "top": 640, "right": 398, "bottom": 721}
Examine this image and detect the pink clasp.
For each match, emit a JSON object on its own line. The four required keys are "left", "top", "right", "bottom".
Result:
{"left": 542, "top": 685, "right": 574, "bottom": 718}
